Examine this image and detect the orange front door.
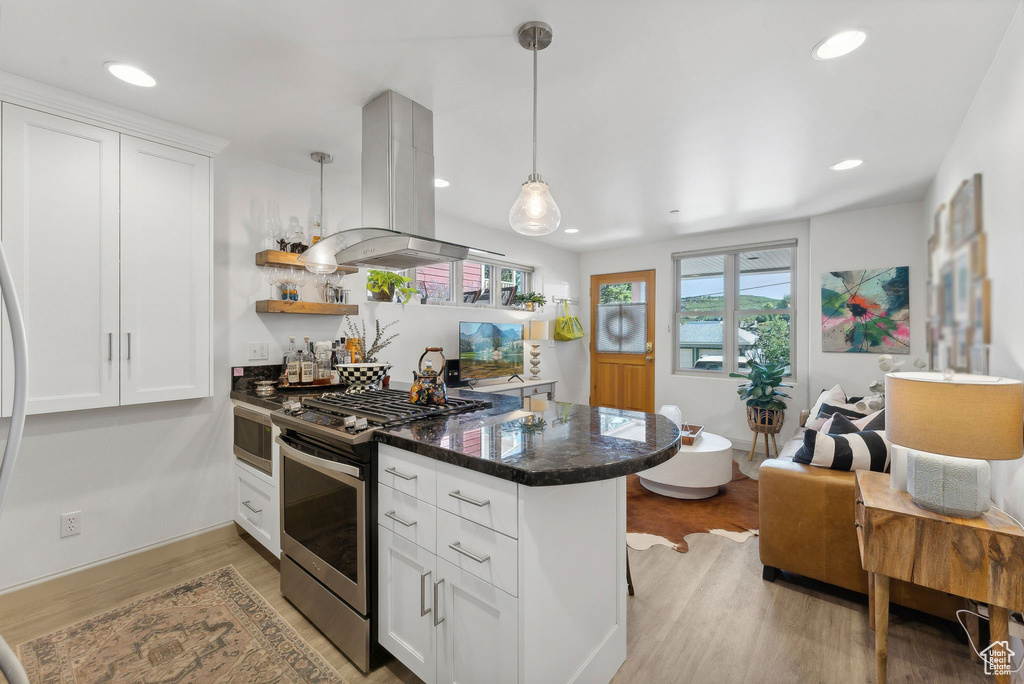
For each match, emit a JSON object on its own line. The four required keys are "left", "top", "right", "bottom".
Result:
{"left": 590, "top": 270, "right": 656, "bottom": 413}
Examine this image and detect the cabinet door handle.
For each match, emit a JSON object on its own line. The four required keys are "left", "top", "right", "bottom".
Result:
{"left": 384, "top": 510, "right": 416, "bottom": 527}
{"left": 433, "top": 578, "right": 445, "bottom": 626}
{"left": 127, "top": 332, "right": 132, "bottom": 360}
{"left": 449, "top": 490, "right": 490, "bottom": 507}
{"left": 108, "top": 332, "right": 113, "bottom": 362}
{"left": 449, "top": 541, "right": 490, "bottom": 564}
{"left": 242, "top": 500, "right": 262, "bottom": 514}
{"left": 385, "top": 466, "right": 417, "bottom": 481}
{"left": 420, "top": 570, "right": 432, "bottom": 616}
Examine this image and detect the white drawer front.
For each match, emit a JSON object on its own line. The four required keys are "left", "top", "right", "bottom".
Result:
{"left": 436, "top": 509, "right": 518, "bottom": 597}
{"left": 436, "top": 460, "right": 518, "bottom": 538}
{"left": 235, "top": 464, "right": 275, "bottom": 546}
{"left": 378, "top": 483, "right": 437, "bottom": 553}
{"left": 378, "top": 444, "right": 436, "bottom": 505}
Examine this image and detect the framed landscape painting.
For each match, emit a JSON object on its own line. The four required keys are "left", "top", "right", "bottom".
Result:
{"left": 821, "top": 267, "right": 910, "bottom": 354}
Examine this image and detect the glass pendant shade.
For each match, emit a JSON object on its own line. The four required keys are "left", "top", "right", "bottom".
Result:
{"left": 509, "top": 180, "right": 561, "bottom": 236}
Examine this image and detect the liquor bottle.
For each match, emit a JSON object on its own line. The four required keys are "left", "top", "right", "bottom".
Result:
{"left": 285, "top": 336, "right": 301, "bottom": 385}
{"left": 300, "top": 336, "right": 314, "bottom": 384}
{"left": 313, "top": 342, "right": 331, "bottom": 385}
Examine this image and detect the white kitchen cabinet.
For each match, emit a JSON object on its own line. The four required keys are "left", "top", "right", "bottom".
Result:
{"left": 1, "top": 104, "right": 120, "bottom": 415}
{"left": 435, "top": 557, "right": 518, "bottom": 684}
{"left": 119, "top": 136, "right": 211, "bottom": 404}
{"left": 378, "top": 526, "right": 437, "bottom": 684}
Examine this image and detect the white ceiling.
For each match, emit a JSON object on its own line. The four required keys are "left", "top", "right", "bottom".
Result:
{"left": 0, "top": 0, "right": 1017, "bottom": 252}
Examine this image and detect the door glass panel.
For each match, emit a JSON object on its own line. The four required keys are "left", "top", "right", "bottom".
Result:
{"left": 678, "top": 254, "right": 725, "bottom": 311}
{"left": 678, "top": 316, "right": 724, "bottom": 370}
{"left": 739, "top": 313, "right": 792, "bottom": 375}
{"left": 596, "top": 280, "right": 647, "bottom": 353}
{"left": 738, "top": 248, "right": 791, "bottom": 309}
{"left": 283, "top": 456, "right": 360, "bottom": 584}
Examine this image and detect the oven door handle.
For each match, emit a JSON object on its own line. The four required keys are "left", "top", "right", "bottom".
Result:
{"left": 275, "top": 436, "right": 362, "bottom": 480}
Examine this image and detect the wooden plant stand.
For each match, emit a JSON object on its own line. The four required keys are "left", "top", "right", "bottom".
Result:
{"left": 747, "top": 406, "right": 784, "bottom": 460}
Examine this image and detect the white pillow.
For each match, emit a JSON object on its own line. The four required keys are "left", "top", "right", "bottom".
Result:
{"left": 807, "top": 384, "right": 847, "bottom": 424}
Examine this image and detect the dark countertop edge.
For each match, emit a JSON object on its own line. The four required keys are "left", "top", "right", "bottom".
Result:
{"left": 375, "top": 431, "right": 681, "bottom": 487}
{"left": 231, "top": 389, "right": 683, "bottom": 487}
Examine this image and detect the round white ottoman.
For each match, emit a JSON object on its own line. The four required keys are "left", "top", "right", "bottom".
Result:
{"left": 637, "top": 432, "right": 734, "bottom": 499}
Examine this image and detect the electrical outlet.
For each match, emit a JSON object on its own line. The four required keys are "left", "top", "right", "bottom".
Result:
{"left": 60, "top": 511, "right": 82, "bottom": 538}
{"left": 248, "top": 342, "right": 269, "bottom": 360}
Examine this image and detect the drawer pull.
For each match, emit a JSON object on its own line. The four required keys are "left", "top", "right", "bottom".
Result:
{"left": 449, "top": 541, "right": 490, "bottom": 564}
{"left": 242, "top": 500, "right": 262, "bottom": 514}
{"left": 385, "top": 466, "right": 417, "bottom": 481}
{"left": 449, "top": 490, "right": 490, "bottom": 507}
{"left": 384, "top": 509, "right": 417, "bottom": 527}
{"left": 420, "top": 570, "right": 432, "bottom": 617}
{"left": 433, "top": 578, "right": 445, "bottom": 626}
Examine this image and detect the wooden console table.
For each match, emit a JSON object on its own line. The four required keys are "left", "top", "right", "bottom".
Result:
{"left": 855, "top": 470, "right": 1024, "bottom": 684}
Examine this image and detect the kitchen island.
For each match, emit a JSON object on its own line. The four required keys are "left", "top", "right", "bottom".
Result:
{"left": 232, "top": 382, "right": 680, "bottom": 683}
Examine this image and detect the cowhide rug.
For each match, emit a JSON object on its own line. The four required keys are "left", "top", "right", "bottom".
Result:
{"left": 626, "top": 460, "right": 759, "bottom": 553}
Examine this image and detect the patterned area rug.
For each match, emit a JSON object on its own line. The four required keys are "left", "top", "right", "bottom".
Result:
{"left": 626, "top": 460, "right": 759, "bottom": 553}
{"left": 17, "top": 565, "right": 342, "bottom": 683}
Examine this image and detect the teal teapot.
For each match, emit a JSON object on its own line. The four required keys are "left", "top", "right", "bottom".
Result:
{"left": 409, "top": 347, "right": 448, "bottom": 406}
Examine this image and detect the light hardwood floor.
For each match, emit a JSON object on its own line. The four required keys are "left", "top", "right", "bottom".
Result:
{"left": 0, "top": 527, "right": 987, "bottom": 683}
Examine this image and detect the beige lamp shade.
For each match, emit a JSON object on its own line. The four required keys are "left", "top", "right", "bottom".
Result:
{"left": 885, "top": 372, "right": 1024, "bottom": 460}
{"left": 527, "top": 320, "right": 549, "bottom": 341}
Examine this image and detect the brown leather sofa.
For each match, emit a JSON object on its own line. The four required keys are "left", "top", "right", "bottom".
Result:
{"left": 758, "top": 411, "right": 963, "bottom": 620}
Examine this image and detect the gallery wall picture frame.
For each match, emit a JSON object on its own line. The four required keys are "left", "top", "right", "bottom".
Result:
{"left": 954, "top": 324, "right": 969, "bottom": 371}
{"left": 940, "top": 263, "right": 955, "bottom": 327}
{"left": 969, "top": 232, "right": 987, "bottom": 279}
{"left": 950, "top": 173, "right": 983, "bottom": 249}
{"left": 972, "top": 278, "right": 991, "bottom": 345}
{"left": 954, "top": 247, "right": 971, "bottom": 320}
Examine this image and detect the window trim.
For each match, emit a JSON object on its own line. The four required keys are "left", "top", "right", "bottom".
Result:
{"left": 400, "top": 258, "right": 534, "bottom": 308}
{"left": 673, "top": 240, "right": 797, "bottom": 379}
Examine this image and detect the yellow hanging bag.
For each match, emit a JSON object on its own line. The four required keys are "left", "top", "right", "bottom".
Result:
{"left": 554, "top": 300, "right": 584, "bottom": 341}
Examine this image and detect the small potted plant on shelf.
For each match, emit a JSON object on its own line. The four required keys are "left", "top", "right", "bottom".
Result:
{"left": 513, "top": 292, "right": 547, "bottom": 311}
{"left": 730, "top": 360, "right": 792, "bottom": 459}
{"left": 366, "top": 270, "right": 418, "bottom": 303}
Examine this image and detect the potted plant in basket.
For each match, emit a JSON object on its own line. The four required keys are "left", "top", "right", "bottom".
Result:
{"left": 730, "top": 360, "right": 792, "bottom": 459}
{"left": 367, "top": 270, "right": 418, "bottom": 303}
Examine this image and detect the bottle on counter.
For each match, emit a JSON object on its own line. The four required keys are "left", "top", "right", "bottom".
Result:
{"left": 285, "top": 336, "right": 301, "bottom": 385}
{"left": 314, "top": 342, "right": 332, "bottom": 385}
{"left": 329, "top": 342, "right": 341, "bottom": 384}
{"left": 300, "top": 336, "right": 314, "bottom": 384}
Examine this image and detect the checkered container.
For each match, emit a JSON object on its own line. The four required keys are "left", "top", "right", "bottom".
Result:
{"left": 336, "top": 363, "right": 392, "bottom": 393}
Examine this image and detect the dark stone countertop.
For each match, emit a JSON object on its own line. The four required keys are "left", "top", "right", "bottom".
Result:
{"left": 231, "top": 380, "right": 681, "bottom": 487}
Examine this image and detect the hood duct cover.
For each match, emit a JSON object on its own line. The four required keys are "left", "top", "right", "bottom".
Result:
{"left": 300, "top": 90, "right": 476, "bottom": 272}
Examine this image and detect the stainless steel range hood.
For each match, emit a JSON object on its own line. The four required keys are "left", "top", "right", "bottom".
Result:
{"left": 300, "top": 90, "right": 477, "bottom": 273}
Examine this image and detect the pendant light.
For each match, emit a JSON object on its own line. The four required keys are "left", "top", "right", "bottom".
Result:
{"left": 306, "top": 151, "right": 338, "bottom": 274}
{"left": 509, "top": 21, "right": 561, "bottom": 236}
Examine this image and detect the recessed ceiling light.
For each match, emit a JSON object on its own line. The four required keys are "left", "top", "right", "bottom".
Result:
{"left": 105, "top": 62, "right": 156, "bottom": 87}
{"left": 434, "top": 178, "right": 450, "bottom": 188}
{"left": 830, "top": 158, "right": 863, "bottom": 171}
{"left": 564, "top": 227, "right": 579, "bottom": 234}
{"left": 812, "top": 29, "right": 868, "bottom": 60}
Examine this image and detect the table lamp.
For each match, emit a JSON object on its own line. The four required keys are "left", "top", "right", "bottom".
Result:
{"left": 885, "top": 372, "right": 1023, "bottom": 517}
{"left": 526, "top": 321, "right": 549, "bottom": 380}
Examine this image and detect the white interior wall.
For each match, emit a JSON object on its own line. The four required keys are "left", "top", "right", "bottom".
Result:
{"left": 925, "top": 2, "right": 1024, "bottom": 522}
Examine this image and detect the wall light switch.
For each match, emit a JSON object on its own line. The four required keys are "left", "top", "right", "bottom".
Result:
{"left": 248, "top": 342, "right": 269, "bottom": 360}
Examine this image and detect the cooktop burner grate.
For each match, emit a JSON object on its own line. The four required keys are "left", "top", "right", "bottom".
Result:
{"left": 301, "top": 389, "right": 490, "bottom": 427}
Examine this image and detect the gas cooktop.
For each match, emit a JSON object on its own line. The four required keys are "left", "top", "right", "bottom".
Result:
{"left": 272, "top": 389, "right": 492, "bottom": 446}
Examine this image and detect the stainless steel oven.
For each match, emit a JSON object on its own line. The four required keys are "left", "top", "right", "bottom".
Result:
{"left": 233, "top": 405, "right": 272, "bottom": 475}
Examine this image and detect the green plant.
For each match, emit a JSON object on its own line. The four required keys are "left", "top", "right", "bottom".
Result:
{"left": 513, "top": 292, "right": 547, "bottom": 306}
{"left": 729, "top": 360, "right": 792, "bottom": 412}
{"left": 344, "top": 317, "right": 399, "bottom": 363}
{"left": 367, "top": 270, "right": 418, "bottom": 303}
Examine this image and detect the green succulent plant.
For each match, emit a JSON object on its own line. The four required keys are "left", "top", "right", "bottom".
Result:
{"left": 367, "top": 270, "right": 419, "bottom": 303}
{"left": 729, "top": 360, "right": 792, "bottom": 412}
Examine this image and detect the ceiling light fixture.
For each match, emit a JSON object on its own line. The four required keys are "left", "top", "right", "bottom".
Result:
{"left": 104, "top": 62, "right": 156, "bottom": 87}
{"left": 305, "top": 151, "right": 338, "bottom": 274}
{"left": 812, "top": 29, "right": 868, "bottom": 60}
{"left": 564, "top": 228, "right": 579, "bottom": 234}
{"left": 830, "top": 158, "right": 863, "bottom": 171}
{"left": 509, "top": 21, "right": 561, "bottom": 236}
{"left": 434, "top": 178, "right": 450, "bottom": 188}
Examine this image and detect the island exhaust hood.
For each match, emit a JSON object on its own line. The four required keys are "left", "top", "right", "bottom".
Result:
{"left": 300, "top": 90, "right": 484, "bottom": 273}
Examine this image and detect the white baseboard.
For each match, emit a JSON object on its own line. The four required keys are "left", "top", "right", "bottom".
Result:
{"left": 0, "top": 520, "right": 236, "bottom": 596}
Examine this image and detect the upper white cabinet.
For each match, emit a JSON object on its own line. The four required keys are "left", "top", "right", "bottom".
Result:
{"left": 0, "top": 102, "right": 214, "bottom": 415}
{"left": 120, "top": 136, "right": 210, "bottom": 404}
{"left": 1, "top": 104, "right": 120, "bottom": 415}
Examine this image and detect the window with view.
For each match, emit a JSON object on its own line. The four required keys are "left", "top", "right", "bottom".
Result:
{"left": 391, "top": 260, "right": 533, "bottom": 308}
{"left": 674, "top": 244, "right": 794, "bottom": 376}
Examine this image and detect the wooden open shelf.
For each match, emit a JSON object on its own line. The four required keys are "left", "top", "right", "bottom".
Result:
{"left": 255, "top": 249, "right": 358, "bottom": 274}
{"left": 255, "top": 300, "right": 359, "bottom": 316}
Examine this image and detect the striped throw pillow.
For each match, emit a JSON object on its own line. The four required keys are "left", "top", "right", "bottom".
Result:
{"left": 806, "top": 401, "right": 868, "bottom": 430}
{"left": 793, "top": 429, "right": 891, "bottom": 472}
{"left": 821, "top": 409, "right": 885, "bottom": 434}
